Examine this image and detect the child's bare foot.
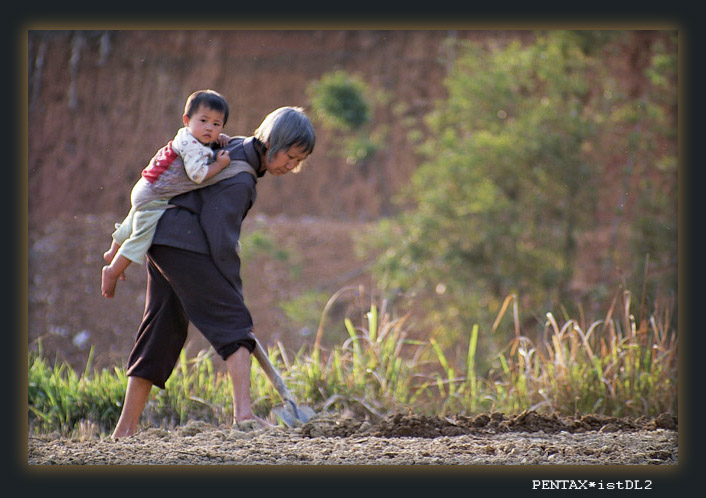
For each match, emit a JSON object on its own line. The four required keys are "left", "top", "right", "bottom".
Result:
{"left": 101, "top": 265, "right": 120, "bottom": 298}
{"left": 103, "top": 242, "right": 120, "bottom": 264}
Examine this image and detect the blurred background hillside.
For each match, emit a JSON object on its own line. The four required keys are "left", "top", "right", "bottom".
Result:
{"left": 27, "top": 29, "right": 678, "bottom": 374}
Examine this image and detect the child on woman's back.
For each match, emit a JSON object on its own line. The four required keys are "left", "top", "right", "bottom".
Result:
{"left": 101, "top": 89, "right": 253, "bottom": 298}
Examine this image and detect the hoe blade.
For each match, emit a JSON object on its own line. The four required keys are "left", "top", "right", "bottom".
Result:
{"left": 272, "top": 400, "right": 316, "bottom": 427}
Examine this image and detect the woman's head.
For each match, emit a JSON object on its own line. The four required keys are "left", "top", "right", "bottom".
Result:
{"left": 254, "top": 106, "right": 316, "bottom": 174}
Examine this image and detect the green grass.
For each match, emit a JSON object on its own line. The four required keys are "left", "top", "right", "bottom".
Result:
{"left": 28, "top": 288, "right": 677, "bottom": 437}
{"left": 28, "top": 344, "right": 127, "bottom": 437}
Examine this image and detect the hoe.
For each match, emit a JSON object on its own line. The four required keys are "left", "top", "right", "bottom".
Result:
{"left": 252, "top": 338, "right": 316, "bottom": 427}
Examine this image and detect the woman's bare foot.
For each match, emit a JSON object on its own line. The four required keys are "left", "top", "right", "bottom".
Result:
{"left": 111, "top": 426, "right": 136, "bottom": 439}
{"left": 234, "top": 415, "right": 274, "bottom": 431}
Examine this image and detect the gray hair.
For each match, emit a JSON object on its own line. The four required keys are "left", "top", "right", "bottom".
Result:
{"left": 254, "top": 106, "right": 316, "bottom": 163}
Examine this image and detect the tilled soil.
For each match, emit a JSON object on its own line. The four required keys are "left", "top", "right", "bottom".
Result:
{"left": 28, "top": 411, "right": 678, "bottom": 465}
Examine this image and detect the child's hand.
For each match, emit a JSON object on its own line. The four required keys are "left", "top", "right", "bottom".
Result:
{"left": 216, "top": 133, "right": 230, "bottom": 147}
{"left": 215, "top": 149, "right": 230, "bottom": 167}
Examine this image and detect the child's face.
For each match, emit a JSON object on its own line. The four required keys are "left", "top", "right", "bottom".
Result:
{"left": 183, "top": 105, "right": 226, "bottom": 145}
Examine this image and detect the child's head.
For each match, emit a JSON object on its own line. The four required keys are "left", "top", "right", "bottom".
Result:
{"left": 182, "top": 89, "right": 229, "bottom": 145}
{"left": 254, "top": 106, "right": 316, "bottom": 172}
{"left": 184, "top": 89, "right": 229, "bottom": 125}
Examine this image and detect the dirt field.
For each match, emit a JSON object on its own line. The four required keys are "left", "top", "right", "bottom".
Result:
{"left": 28, "top": 411, "right": 677, "bottom": 466}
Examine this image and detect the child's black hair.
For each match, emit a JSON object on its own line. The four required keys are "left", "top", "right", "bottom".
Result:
{"left": 184, "top": 89, "right": 229, "bottom": 125}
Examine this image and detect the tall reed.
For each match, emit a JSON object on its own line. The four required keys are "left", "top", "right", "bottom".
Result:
{"left": 28, "top": 288, "right": 677, "bottom": 436}
{"left": 474, "top": 290, "right": 678, "bottom": 416}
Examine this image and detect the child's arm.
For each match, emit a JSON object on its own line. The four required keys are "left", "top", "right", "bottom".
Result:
{"left": 175, "top": 128, "right": 230, "bottom": 184}
{"left": 201, "top": 150, "right": 231, "bottom": 181}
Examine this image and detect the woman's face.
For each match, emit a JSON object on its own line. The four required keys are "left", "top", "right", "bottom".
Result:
{"left": 264, "top": 145, "right": 309, "bottom": 176}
